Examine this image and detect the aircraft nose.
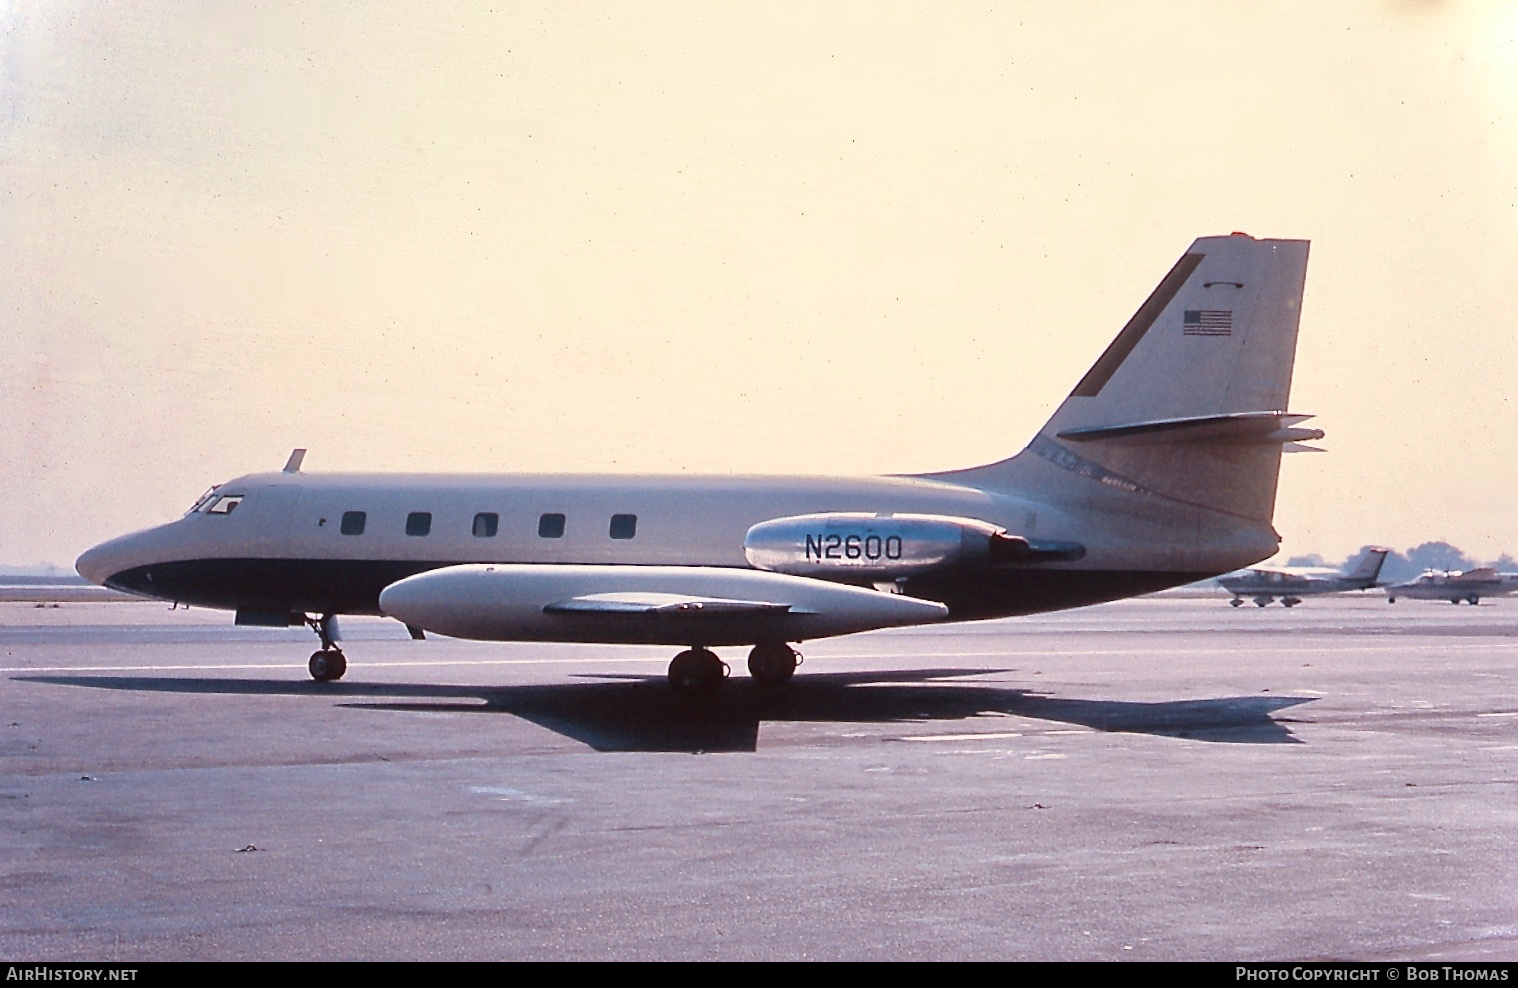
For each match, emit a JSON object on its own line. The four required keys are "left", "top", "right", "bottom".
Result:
{"left": 76, "top": 531, "right": 154, "bottom": 588}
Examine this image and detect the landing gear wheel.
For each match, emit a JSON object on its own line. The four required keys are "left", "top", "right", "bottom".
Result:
{"left": 1282, "top": 597, "right": 1301, "bottom": 608}
{"left": 1468, "top": 596, "right": 1480, "bottom": 605}
{"left": 309, "top": 649, "right": 347, "bottom": 682}
{"left": 668, "top": 648, "right": 726, "bottom": 696}
{"left": 748, "top": 643, "right": 800, "bottom": 685}
{"left": 1255, "top": 598, "right": 1270, "bottom": 607}
{"left": 1229, "top": 598, "right": 1244, "bottom": 608}
{"left": 303, "top": 613, "right": 346, "bottom": 680}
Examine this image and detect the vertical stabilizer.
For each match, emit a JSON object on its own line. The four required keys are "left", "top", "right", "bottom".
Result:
{"left": 1344, "top": 547, "right": 1390, "bottom": 585}
{"left": 1055, "top": 235, "right": 1309, "bottom": 426}
{"left": 929, "top": 234, "right": 1314, "bottom": 526}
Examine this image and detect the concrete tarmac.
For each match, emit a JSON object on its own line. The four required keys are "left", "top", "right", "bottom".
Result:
{"left": 2, "top": 594, "right": 1516, "bottom": 961}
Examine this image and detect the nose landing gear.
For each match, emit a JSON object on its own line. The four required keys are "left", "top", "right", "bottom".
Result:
{"left": 305, "top": 613, "right": 346, "bottom": 682}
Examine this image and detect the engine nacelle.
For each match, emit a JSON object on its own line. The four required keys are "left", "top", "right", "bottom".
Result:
{"left": 744, "top": 513, "right": 1086, "bottom": 581}
{"left": 743, "top": 513, "right": 986, "bottom": 581}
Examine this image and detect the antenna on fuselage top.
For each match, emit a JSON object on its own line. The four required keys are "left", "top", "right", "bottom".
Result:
{"left": 283, "top": 448, "right": 307, "bottom": 474}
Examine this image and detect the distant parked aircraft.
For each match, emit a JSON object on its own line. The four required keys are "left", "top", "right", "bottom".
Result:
{"left": 1385, "top": 568, "right": 1518, "bottom": 605}
{"left": 1220, "top": 547, "right": 1389, "bottom": 607}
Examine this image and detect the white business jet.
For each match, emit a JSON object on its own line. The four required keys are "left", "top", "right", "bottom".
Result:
{"left": 77, "top": 234, "right": 1320, "bottom": 694}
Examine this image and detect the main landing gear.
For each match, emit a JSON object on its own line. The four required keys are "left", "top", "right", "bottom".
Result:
{"left": 668, "top": 648, "right": 727, "bottom": 694}
{"left": 665, "top": 643, "right": 803, "bottom": 695}
{"left": 305, "top": 613, "right": 346, "bottom": 682}
{"left": 747, "top": 643, "right": 801, "bottom": 685}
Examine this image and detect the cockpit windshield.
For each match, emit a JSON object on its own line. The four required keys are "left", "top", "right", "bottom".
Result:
{"left": 186, "top": 486, "right": 221, "bottom": 515}
{"left": 186, "top": 487, "right": 245, "bottom": 515}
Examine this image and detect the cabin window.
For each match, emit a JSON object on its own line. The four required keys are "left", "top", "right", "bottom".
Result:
{"left": 208, "top": 495, "right": 244, "bottom": 515}
{"left": 473, "top": 512, "right": 499, "bottom": 538}
{"left": 406, "top": 512, "right": 432, "bottom": 537}
{"left": 538, "top": 513, "right": 566, "bottom": 538}
{"left": 609, "top": 514, "right": 637, "bottom": 540}
{"left": 341, "top": 511, "right": 366, "bottom": 535}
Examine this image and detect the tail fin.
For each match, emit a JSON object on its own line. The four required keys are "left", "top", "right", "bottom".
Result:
{"left": 929, "top": 234, "right": 1316, "bottom": 524}
{"left": 1344, "top": 547, "right": 1390, "bottom": 584}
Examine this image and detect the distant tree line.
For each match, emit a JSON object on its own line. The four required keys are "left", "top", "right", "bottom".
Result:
{"left": 1285, "top": 542, "right": 1518, "bottom": 583}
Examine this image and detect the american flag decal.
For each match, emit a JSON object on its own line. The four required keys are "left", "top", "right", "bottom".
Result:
{"left": 1183, "top": 309, "right": 1232, "bottom": 336}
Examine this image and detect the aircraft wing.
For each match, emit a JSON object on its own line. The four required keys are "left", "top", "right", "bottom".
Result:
{"left": 1219, "top": 569, "right": 1309, "bottom": 590}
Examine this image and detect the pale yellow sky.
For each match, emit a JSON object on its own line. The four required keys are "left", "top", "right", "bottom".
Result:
{"left": 3, "top": 1, "right": 1517, "bottom": 567}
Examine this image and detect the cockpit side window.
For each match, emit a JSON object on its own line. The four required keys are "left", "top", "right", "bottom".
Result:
{"left": 207, "top": 495, "right": 245, "bottom": 515}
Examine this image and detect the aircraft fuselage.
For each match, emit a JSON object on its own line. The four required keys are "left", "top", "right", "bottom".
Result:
{"left": 77, "top": 469, "right": 1222, "bottom": 630}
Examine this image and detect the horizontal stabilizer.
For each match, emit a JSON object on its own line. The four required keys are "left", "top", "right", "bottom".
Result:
{"left": 1057, "top": 411, "right": 1323, "bottom": 446}
{"left": 545, "top": 593, "right": 800, "bottom": 616}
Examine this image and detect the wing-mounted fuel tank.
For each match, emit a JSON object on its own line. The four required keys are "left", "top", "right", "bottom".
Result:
{"left": 743, "top": 513, "right": 1085, "bottom": 582}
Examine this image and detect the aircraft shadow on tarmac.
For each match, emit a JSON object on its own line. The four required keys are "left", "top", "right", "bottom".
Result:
{"left": 18, "top": 669, "right": 1314, "bottom": 753}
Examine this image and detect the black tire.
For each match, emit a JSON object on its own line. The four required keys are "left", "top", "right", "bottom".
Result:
{"left": 668, "top": 648, "right": 725, "bottom": 695}
{"left": 309, "top": 649, "right": 347, "bottom": 682}
{"left": 747, "top": 643, "right": 799, "bottom": 685}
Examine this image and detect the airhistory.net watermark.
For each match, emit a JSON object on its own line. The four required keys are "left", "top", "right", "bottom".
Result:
{"left": 5, "top": 969, "right": 138, "bottom": 982}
